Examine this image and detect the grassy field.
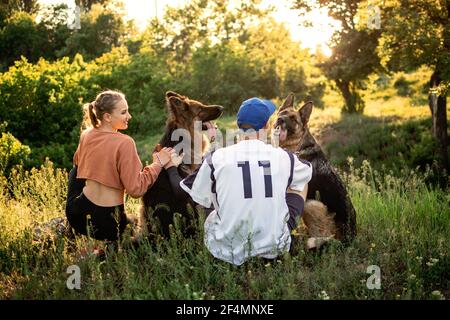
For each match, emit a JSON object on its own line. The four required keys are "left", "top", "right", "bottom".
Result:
{"left": 0, "top": 74, "right": 449, "bottom": 299}
{"left": 0, "top": 159, "right": 448, "bottom": 299}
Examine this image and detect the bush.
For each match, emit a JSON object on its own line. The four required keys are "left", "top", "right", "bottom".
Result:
{"left": 0, "top": 56, "right": 85, "bottom": 168}
{"left": 186, "top": 44, "right": 275, "bottom": 113}
{"left": 394, "top": 76, "right": 416, "bottom": 97}
{"left": 0, "top": 11, "right": 50, "bottom": 71}
{"left": 0, "top": 130, "right": 31, "bottom": 177}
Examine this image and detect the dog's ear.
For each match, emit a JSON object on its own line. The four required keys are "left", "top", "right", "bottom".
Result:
{"left": 299, "top": 101, "right": 313, "bottom": 126}
{"left": 167, "top": 96, "right": 186, "bottom": 113}
{"left": 166, "top": 91, "right": 183, "bottom": 99}
{"left": 279, "top": 93, "right": 295, "bottom": 112}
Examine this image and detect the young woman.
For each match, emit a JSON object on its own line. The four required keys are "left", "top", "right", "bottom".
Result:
{"left": 66, "top": 90, "right": 173, "bottom": 242}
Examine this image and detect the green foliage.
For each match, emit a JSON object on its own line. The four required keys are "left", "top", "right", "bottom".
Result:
{"left": 324, "top": 115, "right": 449, "bottom": 179}
{"left": 0, "top": 130, "right": 31, "bottom": 177}
{"left": 141, "top": 0, "right": 270, "bottom": 73}
{"left": 186, "top": 44, "right": 277, "bottom": 113}
{"left": 320, "top": 29, "right": 381, "bottom": 113}
{"left": 293, "top": 0, "right": 382, "bottom": 113}
{"left": 59, "top": 3, "right": 127, "bottom": 61}
{"left": 0, "top": 11, "right": 49, "bottom": 70}
{"left": 0, "top": 1, "right": 133, "bottom": 71}
{"left": 377, "top": 0, "right": 450, "bottom": 80}
{"left": 1, "top": 0, "right": 40, "bottom": 16}
{"left": 393, "top": 76, "right": 415, "bottom": 97}
{"left": 0, "top": 56, "right": 85, "bottom": 168}
{"left": 76, "top": 0, "right": 108, "bottom": 11}
{"left": 241, "top": 19, "right": 325, "bottom": 106}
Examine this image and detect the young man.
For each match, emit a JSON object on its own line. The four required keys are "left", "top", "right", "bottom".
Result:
{"left": 179, "top": 97, "right": 312, "bottom": 265}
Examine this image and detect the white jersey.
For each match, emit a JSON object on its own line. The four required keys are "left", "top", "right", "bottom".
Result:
{"left": 180, "top": 139, "right": 312, "bottom": 265}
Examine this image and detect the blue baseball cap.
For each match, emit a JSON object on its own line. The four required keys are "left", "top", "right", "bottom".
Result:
{"left": 237, "top": 97, "right": 276, "bottom": 131}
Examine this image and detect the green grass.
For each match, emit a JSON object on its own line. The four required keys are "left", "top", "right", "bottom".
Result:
{"left": 0, "top": 160, "right": 448, "bottom": 299}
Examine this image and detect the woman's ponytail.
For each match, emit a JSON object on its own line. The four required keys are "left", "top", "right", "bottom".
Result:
{"left": 88, "top": 102, "right": 98, "bottom": 128}
{"left": 80, "top": 90, "right": 125, "bottom": 132}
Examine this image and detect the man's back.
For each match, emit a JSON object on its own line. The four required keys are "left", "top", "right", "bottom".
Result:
{"left": 181, "top": 138, "right": 312, "bottom": 265}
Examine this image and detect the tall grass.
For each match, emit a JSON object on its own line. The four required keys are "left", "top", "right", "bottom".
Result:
{"left": 0, "top": 160, "right": 448, "bottom": 300}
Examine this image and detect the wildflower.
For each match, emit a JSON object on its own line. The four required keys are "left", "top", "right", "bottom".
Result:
{"left": 408, "top": 274, "right": 416, "bottom": 280}
{"left": 431, "top": 290, "right": 445, "bottom": 300}
{"left": 265, "top": 262, "right": 271, "bottom": 268}
{"left": 426, "top": 258, "right": 439, "bottom": 267}
{"left": 415, "top": 256, "right": 423, "bottom": 262}
{"left": 318, "top": 290, "right": 330, "bottom": 300}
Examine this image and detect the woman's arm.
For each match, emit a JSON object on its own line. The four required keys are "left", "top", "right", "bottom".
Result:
{"left": 118, "top": 138, "right": 172, "bottom": 198}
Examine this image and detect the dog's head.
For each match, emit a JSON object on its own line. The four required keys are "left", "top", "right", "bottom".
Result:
{"left": 166, "top": 91, "right": 223, "bottom": 131}
{"left": 273, "top": 93, "right": 313, "bottom": 148}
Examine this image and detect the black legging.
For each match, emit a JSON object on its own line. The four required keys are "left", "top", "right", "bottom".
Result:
{"left": 65, "top": 166, "right": 128, "bottom": 241}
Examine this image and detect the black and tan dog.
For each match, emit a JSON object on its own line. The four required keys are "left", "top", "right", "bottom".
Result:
{"left": 140, "top": 91, "right": 223, "bottom": 238}
{"left": 274, "top": 93, "right": 357, "bottom": 244}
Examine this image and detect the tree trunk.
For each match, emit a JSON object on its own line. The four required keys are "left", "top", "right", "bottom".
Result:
{"left": 337, "top": 80, "right": 355, "bottom": 113}
{"left": 336, "top": 80, "right": 364, "bottom": 113}
{"left": 429, "top": 70, "right": 449, "bottom": 172}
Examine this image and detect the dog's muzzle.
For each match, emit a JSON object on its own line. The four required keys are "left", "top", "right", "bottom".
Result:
{"left": 273, "top": 117, "right": 288, "bottom": 143}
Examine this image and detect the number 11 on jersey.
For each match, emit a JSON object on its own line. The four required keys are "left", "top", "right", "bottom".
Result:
{"left": 237, "top": 161, "right": 273, "bottom": 199}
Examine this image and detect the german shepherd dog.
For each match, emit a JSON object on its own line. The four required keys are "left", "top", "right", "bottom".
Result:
{"left": 140, "top": 91, "right": 223, "bottom": 238}
{"left": 274, "top": 93, "right": 357, "bottom": 243}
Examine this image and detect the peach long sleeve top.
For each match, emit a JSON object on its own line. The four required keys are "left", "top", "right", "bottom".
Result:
{"left": 73, "top": 128, "right": 161, "bottom": 198}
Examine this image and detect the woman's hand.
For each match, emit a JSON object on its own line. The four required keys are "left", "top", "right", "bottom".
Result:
{"left": 152, "top": 147, "right": 173, "bottom": 168}
{"left": 164, "top": 150, "right": 184, "bottom": 169}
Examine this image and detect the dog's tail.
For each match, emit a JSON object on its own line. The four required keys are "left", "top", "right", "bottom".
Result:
{"left": 302, "top": 200, "right": 338, "bottom": 239}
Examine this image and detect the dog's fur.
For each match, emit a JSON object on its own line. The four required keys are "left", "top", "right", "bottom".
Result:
{"left": 275, "top": 93, "right": 357, "bottom": 242}
{"left": 140, "top": 91, "right": 223, "bottom": 238}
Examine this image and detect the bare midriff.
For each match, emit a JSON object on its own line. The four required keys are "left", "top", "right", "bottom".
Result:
{"left": 83, "top": 179, "right": 124, "bottom": 207}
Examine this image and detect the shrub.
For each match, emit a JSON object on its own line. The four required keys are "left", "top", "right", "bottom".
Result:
{"left": 0, "top": 131, "right": 31, "bottom": 177}
{"left": 394, "top": 76, "right": 415, "bottom": 97}
{"left": 0, "top": 56, "right": 85, "bottom": 168}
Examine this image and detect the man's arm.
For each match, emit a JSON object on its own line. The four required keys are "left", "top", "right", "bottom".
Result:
{"left": 285, "top": 152, "right": 312, "bottom": 230}
{"left": 287, "top": 185, "right": 308, "bottom": 202}
{"left": 179, "top": 153, "right": 215, "bottom": 208}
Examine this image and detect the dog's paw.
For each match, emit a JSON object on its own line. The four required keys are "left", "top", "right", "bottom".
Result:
{"left": 306, "top": 235, "right": 335, "bottom": 250}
